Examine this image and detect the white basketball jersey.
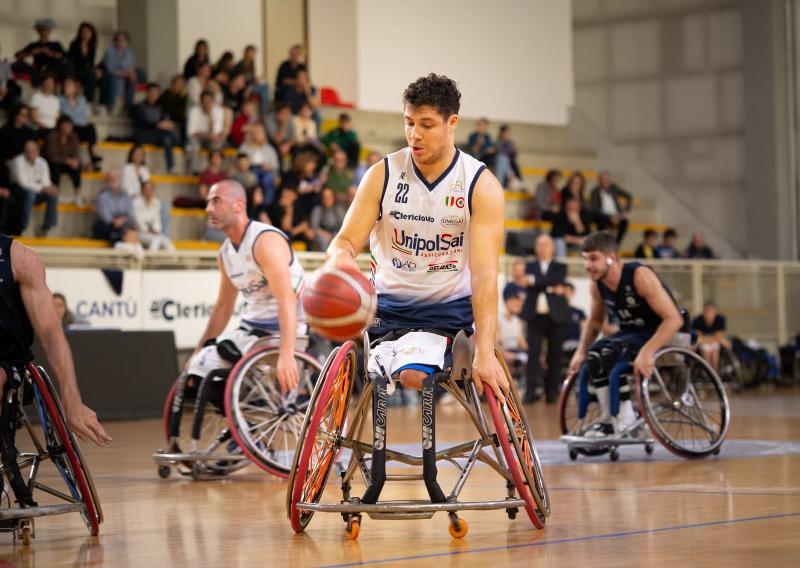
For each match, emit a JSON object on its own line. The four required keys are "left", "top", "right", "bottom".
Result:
{"left": 369, "top": 147, "right": 486, "bottom": 330}
{"left": 220, "top": 221, "right": 305, "bottom": 332}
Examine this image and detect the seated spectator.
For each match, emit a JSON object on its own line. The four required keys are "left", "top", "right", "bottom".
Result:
{"left": 29, "top": 72, "right": 60, "bottom": 135}
{"left": 310, "top": 186, "right": 346, "bottom": 251}
{"left": 198, "top": 150, "right": 226, "bottom": 201}
{"left": 1, "top": 45, "right": 22, "bottom": 111}
{"left": 635, "top": 229, "right": 659, "bottom": 259}
{"left": 551, "top": 197, "right": 590, "bottom": 257}
{"left": 265, "top": 102, "right": 295, "bottom": 160}
{"left": 686, "top": 231, "right": 715, "bottom": 259}
{"left": 13, "top": 18, "right": 65, "bottom": 81}
{"left": 266, "top": 185, "right": 313, "bottom": 246}
{"left": 240, "top": 124, "right": 279, "bottom": 207}
{"left": 692, "top": 301, "right": 729, "bottom": 372}
{"left": 284, "top": 69, "right": 319, "bottom": 116}
{"left": 0, "top": 105, "right": 35, "bottom": 164}
{"left": 561, "top": 172, "right": 587, "bottom": 211}
{"left": 183, "top": 39, "right": 210, "bottom": 80}
{"left": 132, "top": 83, "right": 179, "bottom": 173}
{"left": 213, "top": 51, "right": 235, "bottom": 77}
{"left": 186, "top": 90, "right": 225, "bottom": 173}
{"left": 53, "top": 292, "right": 89, "bottom": 328}
{"left": 230, "top": 99, "right": 262, "bottom": 147}
{"left": 535, "top": 169, "right": 562, "bottom": 220}
{"left": 66, "top": 22, "right": 100, "bottom": 102}
{"left": 503, "top": 259, "right": 528, "bottom": 302}
{"left": 60, "top": 77, "right": 102, "bottom": 169}
{"left": 233, "top": 45, "right": 269, "bottom": 116}
{"left": 321, "top": 113, "right": 360, "bottom": 169}
{"left": 101, "top": 31, "right": 137, "bottom": 113}
{"left": 121, "top": 144, "right": 151, "bottom": 197}
{"left": 562, "top": 282, "right": 587, "bottom": 353}
{"left": 158, "top": 75, "right": 188, "bottom": 133}
{"left": 590, "top": 170, "right": 631, "bottom": 243}
{"left": 133, "top": 181, "right": 175, "bottom": 252}
{"left": 354, "top": 151, "right": 381, "bottom": 186}
{"left": 222, "top": 71, "right": 248, "bottom": 114}
{"left": 44, "top": 116, "right": 83, "bottom": 204}
{"left": 92, "top": 169, "right": 136, "bottom": 242}
{"left": 466, "top": 117, "right": 495, "bottom": 168}
{"left": 229, "top": 153, "right": 262, "bottom": 219}
{"left": 275, "top": 44, "right": 306, "bottom": 103}
{"left": 497, "top": 289, "right": 527, "bottom": 371}
{"left": 11, "top": 139, "right": 59, "bottom": 236}
{"left": 187, "top": 62, "right": 213, "bottom": 108}
{"left": 0, "top": 162, "right": 25, "bottom": 235}
{"left": 656, "top": 228, "right": 679, "bottom": 259}
{"left": 284, "top": 153, "right": 323, "bottom": 212}
{"left": 495, "top": 125, "right": 522, "bottom": 189}
{"left": 325, "top": 150, "right": 355, "bottom": 203}
{"left": 114, "top": 225, "right": 145, "bottom": 260}
{"left": 292, "top": 103, "right": 326, "bottom": 167}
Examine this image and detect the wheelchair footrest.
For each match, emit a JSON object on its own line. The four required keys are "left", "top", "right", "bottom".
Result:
{"left": 560, "top": 434, "right": 655, "bottom": 448}
{"left": 152, "top": 451, "right": 248, "bottom": 464}
{"left": 296, "top": 497, "right": 527, "bottom": 517}
{"left": 0, "top": 503, "right": 84, "bottom": 521}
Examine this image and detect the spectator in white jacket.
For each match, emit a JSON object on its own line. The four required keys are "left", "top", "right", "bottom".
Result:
{"left": 12, "top": 139, "right": 59, "bottom": 235}
{"left": 132, "top": 181, "right": 175, "bottom": 252}
{"left": 186, "top": 90, "right": 225, "bottom": 173}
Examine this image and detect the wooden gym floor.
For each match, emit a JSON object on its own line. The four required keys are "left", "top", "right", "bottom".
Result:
{"left": 0, "top": 388, "right": 798, "bottom": 567}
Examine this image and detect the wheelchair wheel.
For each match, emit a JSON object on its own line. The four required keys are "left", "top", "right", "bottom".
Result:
{"left": 162, "top": 376, "right": 248, "bottom": 477}
{"left": 287, "top": 342, "right": 357, "bottom": 533}
{"left": 718, "top": 347, "right": 742, "bottom": 392}
{"left": 225, "top": 347, "right": 322, "bottom": 478}
{"left": 636, "top": 347, "right": 730, "bottom": 458}
{"left": 557, "top": 370, "right": 608, "bottom": 457}
{"left": 26, "top": 365, "right": 103, "bottom": 535}
{"left": 485, "top": 354, "right": 549, "bottom": 529}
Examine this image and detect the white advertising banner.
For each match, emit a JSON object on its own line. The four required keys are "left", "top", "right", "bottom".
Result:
{"left": 47, "top": 269, "right": 245, "bottom": 349}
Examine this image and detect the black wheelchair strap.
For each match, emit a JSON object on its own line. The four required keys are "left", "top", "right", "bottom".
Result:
{"left": 0, "top": 372, "right": 37, "bottom": 507}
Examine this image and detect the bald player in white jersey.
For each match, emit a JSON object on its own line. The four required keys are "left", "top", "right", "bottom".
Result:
{"left": 326, "top": 73, "right": 508, "bottom": 398}
{"left": 186, "top": 180, "right": 302, "bottom": 393}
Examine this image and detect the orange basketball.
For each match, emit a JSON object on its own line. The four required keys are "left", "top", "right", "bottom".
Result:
{"left": 303, "top": 266, "right": 377, "bottom": 341}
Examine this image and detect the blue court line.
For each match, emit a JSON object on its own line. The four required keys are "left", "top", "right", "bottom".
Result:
{"left": 549, "top": 486, "right": 800, "bottom": 497}
{"left": 317, "top": 511, "right": 800, "bottom": 567}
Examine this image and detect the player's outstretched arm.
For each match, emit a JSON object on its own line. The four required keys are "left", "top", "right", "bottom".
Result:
{"left": 632, "top": 268, "right": 683, "bottom": 378}
{"left": 568, "top": 284, "right": 607, "bottom": 376}
{"left": 253, "top": 231, "right": 299, "bottom": 393}
{"left": 12, "top": 241, "right": 112, "bottom": 446}
{"left": 468, "top": 169, "right": 509, "bottom": 398}
{"left": 326, "top": 159, "right": 385, "bottom": 269}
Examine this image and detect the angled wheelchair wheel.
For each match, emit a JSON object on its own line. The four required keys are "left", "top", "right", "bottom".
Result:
{"left": 225, "top": 347, "right": 322, "bottom": 478}
{"left": 485, "top": 354, "right": 549, "bottom": 529}
{"left": 26, "top": 364, "right": 103, "bottom": 535}
{"left": 557, "top": 370, "right": 608, "bottom": 457}
{"left": 287, "top": 342, "right": 357, "bottom": 533}
{"left": 162, "top": 376, "right": 248, "bottom": 477}
{"left": 635, "top": 347, "right": 730, "bottom": 458}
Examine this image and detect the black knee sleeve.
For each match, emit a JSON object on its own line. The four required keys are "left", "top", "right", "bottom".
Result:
{"left": 216, "top": 340, "right": 243, "bottom": 364}
{"left": 587, "top": 348, "right": 617, "bottom": 387}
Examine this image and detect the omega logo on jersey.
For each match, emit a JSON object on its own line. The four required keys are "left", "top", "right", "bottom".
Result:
{"left": 389, "top": 210, "right": 435, "bottom": 223}
{"left": 444, "top": 195, "right": 465, "bottom": 208}
{"left": 440, "top": 214, "right": 464, "bottom": 228}
{"left": 391, "top": 229, "right": 464, "bottom": 257}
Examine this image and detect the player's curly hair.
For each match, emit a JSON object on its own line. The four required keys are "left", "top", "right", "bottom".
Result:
{"left": 402, "top": 73, "right": 461, "bottom": 118}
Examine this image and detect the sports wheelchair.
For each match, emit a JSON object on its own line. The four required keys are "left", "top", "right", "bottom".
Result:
{"left": 0, "top": 363, "right": 103, "bottom": 545}
{"left": 286, "top": 330, "right": 550, "bottom": 540}
{"left": 559, "top": 332, "right": 731, "bottom": 461}
{"left": 153, "top": 335, "right": 322, "bottom": 480}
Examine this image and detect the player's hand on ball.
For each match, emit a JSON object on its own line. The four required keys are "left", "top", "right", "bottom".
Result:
{"left": 326, "top": 248, "right": 360, "bottom": 272}
{"left": 472, "top": 351, "right": 509, "bottom": 401}
{"left": 277, "top": 351, "right": 299, "bottom": 394}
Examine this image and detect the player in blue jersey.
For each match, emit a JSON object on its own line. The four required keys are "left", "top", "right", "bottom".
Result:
{"left": 567, "top": 231, "right": 684, "bottom": 435}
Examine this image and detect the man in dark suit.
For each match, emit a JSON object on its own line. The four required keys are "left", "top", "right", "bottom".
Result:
{"left": 521, "top": 234, "right": 570, "bottom": 403}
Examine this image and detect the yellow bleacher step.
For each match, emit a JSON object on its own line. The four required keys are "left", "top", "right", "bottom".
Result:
{"left": 80, "top": 171, "right": 199, "bottom": 184}
{"left": 504, "top": 219, "right": 668, "bottom": 232}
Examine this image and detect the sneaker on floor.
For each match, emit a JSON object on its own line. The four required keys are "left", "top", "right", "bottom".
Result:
{"left": 584, "top": 422, "right": 614, "bottom": 438}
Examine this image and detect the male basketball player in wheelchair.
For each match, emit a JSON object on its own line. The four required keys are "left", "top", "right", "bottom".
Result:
{"left": 157, "top": 180, "right": 319, "bottom": 479}
{"left": 566, "top": 231, "right": 684, "bottom": 438}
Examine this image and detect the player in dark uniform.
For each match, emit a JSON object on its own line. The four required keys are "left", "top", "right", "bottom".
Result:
{"left": 567, "top": 231, "right": 683, "bottom": 436}
{"left": 0, "top": 234, "right": 111, "bottom": 446}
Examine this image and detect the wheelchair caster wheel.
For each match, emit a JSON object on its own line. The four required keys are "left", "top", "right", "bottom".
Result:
{"left": 157, "top": 466, "right": 171, "bottom": 479}
{"left": 448, "top": 518, "right": 468, "bottom": 539}
{"left": 610, "top": 449, "right": 620, "bottom": 462}
{"left": 712, "top": 447, "right": 721, "bottom": 455}
{"left": 20, "top": 524, "right": 32, "bottom": 546}
{"left": 569, "top": 448, "right": 578, "bottom": 461}
{"left": 506, "top": 507, "right": 518, "bottom": 520}
{"left": 346, "top": 518, "right": 360, "bottom": 540}
{"left": 645, "top": 444, "right": 654, "bottom": 455}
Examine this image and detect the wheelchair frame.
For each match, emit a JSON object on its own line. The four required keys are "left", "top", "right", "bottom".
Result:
{"left": 286, "top": 331, "right": 550, "bottom": 540}
{"left": 153, "top": 335, "right": 322, "bottom": 480}
{"left": 0, "top": 364, "right": 103, "bottom": 545}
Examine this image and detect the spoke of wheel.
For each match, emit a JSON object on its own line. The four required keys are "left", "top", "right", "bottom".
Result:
{"left": 673, "top": 406, "right": 717, "bottom": 438}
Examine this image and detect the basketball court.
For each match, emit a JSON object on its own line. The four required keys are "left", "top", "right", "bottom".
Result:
{"left": 0, "top": 387, "right": 797, "bottom": 567}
